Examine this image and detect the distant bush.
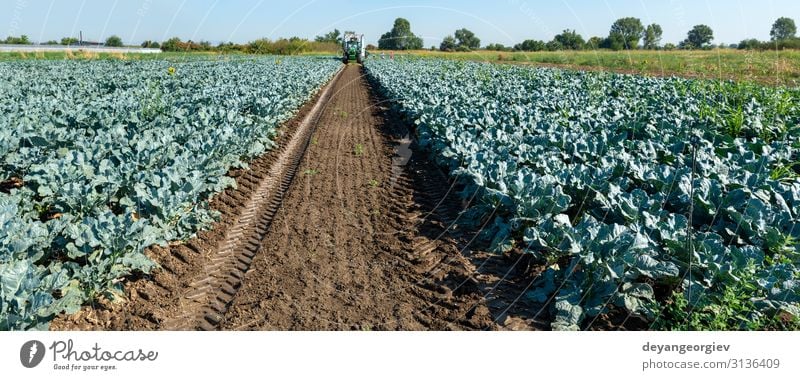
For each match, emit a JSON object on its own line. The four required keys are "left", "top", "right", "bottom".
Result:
{"left": 160, "top": 36, "right": 336, "bottom": 55}
{"left": 737, "top": 37, "right": 800, "bottom": 50}
{"left": 772, "top": 38, "right": 800, "bottom": 49}
{"left": 514, "top": 39, "right": 546, "bottom": 52}
{"left": 60, "top": 37, "right": 79, "bottom": 46}
{"left": 247, "top": 38, "right": 337, "bottom": 55}
{"left": 738, "top": 38, "right": 762, "bottom": 50}
{"left": 553, "top": 29, "right": 585, "bottom": 50}
{"left": 484, "top": 43, "right": 512, "bottom": 52}
{"left": 545, "top": 40, "right": 563, "bottom": 51}
{"left": 585, "top": 36, "right": 605, "bottom": 50}
{"left": 105, "top": 35, "right": 123, "bottom": 47}
{"left": 216, "top": 42, "right": 245, "bottom": 53}
{"left": 160, "top": 37, "right": 215, "bottom": 52}
{"left": 2, "top": 35, "right": 30, "bottom": 44}
{"left": 248, "top": 38, "right": 307, "bottom": 55}
{"left": 141, "top": 40, "right": 160, "bottom": 49}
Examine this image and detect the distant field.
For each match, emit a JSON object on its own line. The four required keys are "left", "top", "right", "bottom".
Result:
{"left": 0, "top": 50, "right": 209, "bottom": 61}
{"left": 0, "top": 50, "right": 338, "bottom": 61}
{"left": 0, "top": 44, "right": 160, "bottom": 54}
{"left": 5, "top": 48, "right": 798, "bottom": 87}
{"left": 403, "top": 49, "right": 800, "bottom": 86}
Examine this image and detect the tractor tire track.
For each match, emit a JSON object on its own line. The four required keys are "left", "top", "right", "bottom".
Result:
{"left": 220, "top": 65, "right": 494, "bottom": 330}
{"left": 51, "top": 66, "right": 344, "bottom": 330}
{"left": 53, "top": 64, "right": 542, "bottom": 331}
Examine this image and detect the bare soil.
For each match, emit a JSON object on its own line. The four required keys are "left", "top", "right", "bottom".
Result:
{"left": 52, "top": 64, "right": 547, "bottom": 331}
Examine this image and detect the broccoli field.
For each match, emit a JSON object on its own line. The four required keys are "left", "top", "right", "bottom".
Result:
{"left": 0, "top": 57, "right": 341, "bottom": 329}
{"left": 1, "top": 55, "right": 799, "bottom": 331}
{"left": 366, "top": 58, "right": 800, "bottom": 330}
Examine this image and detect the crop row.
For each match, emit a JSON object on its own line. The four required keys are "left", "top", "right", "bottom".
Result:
{"left": 0, "top": 57, "right": 341, "bottom": 329}
{"left": 365, "top": 58, "right": 800, "bottom": 330}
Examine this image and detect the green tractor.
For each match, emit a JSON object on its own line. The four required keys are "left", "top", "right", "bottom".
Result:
{"left": 342, "top": 32, "right": 365, "bottom": 64}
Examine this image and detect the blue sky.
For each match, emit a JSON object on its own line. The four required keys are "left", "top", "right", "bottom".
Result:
{"left": 2, "top": 0, "right": 799, "bottom": 46}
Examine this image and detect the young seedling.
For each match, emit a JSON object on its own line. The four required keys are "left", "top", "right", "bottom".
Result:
{"left": 369, "top": 179, "right": 379, "bottom": 188}
{"left": 354, "top": 143, "right": 365, "bottom": 157}
{"left": 304, "top": 168, "right": 318, "bottom": 176}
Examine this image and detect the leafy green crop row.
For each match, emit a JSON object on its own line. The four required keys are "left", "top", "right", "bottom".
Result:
{"left": 0, "top": 57, "right": 341, "bottom": 330}
{"left": 365, "top": 58, "right": 800, "bottom": 330}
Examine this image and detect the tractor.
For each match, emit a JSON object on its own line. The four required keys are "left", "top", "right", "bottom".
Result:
{"left": 342, "top": 32, "right": 365, "bottom": 64}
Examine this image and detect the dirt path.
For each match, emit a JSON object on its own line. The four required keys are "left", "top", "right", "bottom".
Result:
{"left": 220, "top": 65, "right": 484, "bottom": 330}
{"left": 53, "top": 64, "right": 547, "bottom": 331}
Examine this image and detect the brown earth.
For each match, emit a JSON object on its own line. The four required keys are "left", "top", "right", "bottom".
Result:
{"left": 52, "top": 64, "right": 548, "bottom": 331}
{"left": 221, "top": 64, "right": 487, "bottom": 330}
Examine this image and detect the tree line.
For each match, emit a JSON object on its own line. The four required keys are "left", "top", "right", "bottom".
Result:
{"left": 370, "top": 16, "right": 799, "bottom": 52}
{"left": 2, "top": 17, "right": 796, "bottom": 53}
{"left": 157, "top": 37, "right": 338, "bottom": 54}
{"left": 0, "top": 33, "right": 339, "bottom": 54}
{"left": 1, "top": 35, "right": 125, "bottom": 47}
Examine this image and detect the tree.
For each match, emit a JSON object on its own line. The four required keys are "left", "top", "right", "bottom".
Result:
{"left": 770, "top": 17, "right": 797, "bottom": 41}
{"left": 738, "top": 38, "right": 761, "bottom": 50}
{"left": 585, "top": 36, "right": 604, "bottom": 50}
{"left": 485, "top": 43, "right": 511, "bottom": 51}
{"left": 454, "top": 28, "right": 480, "bottom": 51}
{"left": 105, "top": 35, "right": 123, "bottom": 47}
{"left": 60, "top": 37, "right": 79, "bottom": 46}
{"left": 545, "top": 40, "right": 563, "bottom": 51}
{"left": 608, "top": 17, "right": 644, "bottom": 50}
{"left": 553, "top": 29, "right": 585, "bottom": 50}
{"left": 3, "top": 35, "right": 30, "bottom": 44}
{"left": 247, "top": 38, "right": 273, "bottom": 54}
{"left": 663, "top": 43, "right": 677, "bottom": 50}
{"left": 43, "top": 40, "right": 59, "bottom": 45}
{"left": 161, "top": 37, "right": 183, "bottom": 51}
{"left": 315, "top": 29, "right": 342, "bottom": 44}
{"left": 514, "top": 39, "right": 546, "bottom": 52}
{"left": 378, "top": 33, "right": 392, "bottom": 50}
{"left": 439, "top": 35, "right": 456, "bottom": 52}
{"left": 141, "top": 40, "right": 160, "bottom": 48}
{"left": 681, "top": 24, "right": 714, "bottom": 49}
{"left": 643, "top": 23, "right": 663, "bottom": 49}
{"left": 601, "top": 33, "right": 625, "bottom": 50}
{"left": 378, "top": 18, "right": 423, "bottom": 50}
{"left": 245, "top": 37, "right": 316, "bottom": 55}
{"left": 217, "top": 42, "right": 244, "bottom": 53}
